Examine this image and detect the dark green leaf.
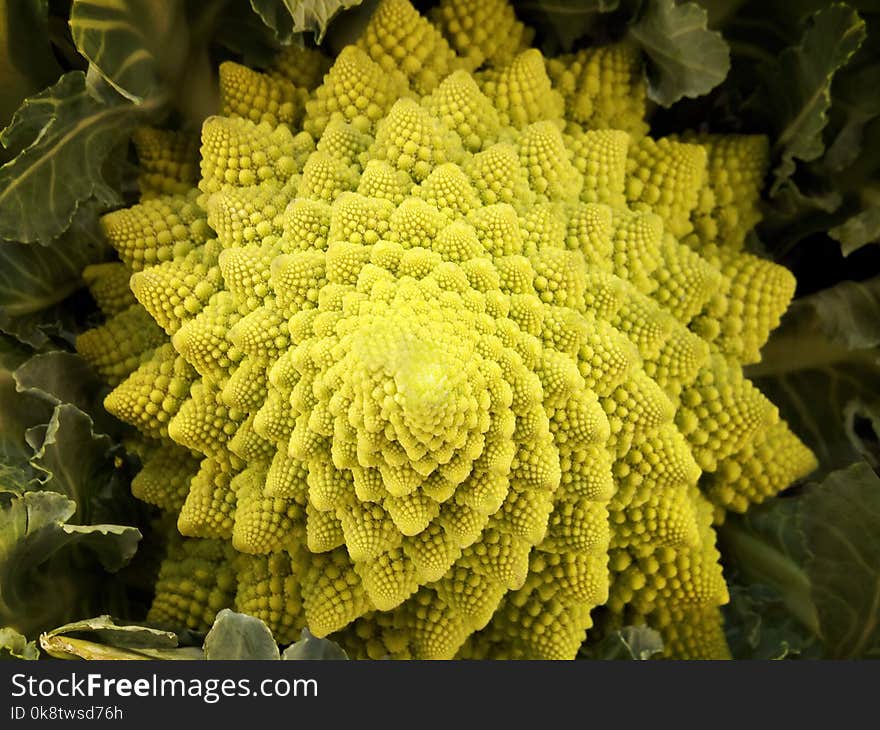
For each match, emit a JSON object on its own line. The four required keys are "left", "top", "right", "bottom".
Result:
{"left": 719, "top": 0, "right": 843, "bottom": 60}
{"left": 0, "top": 336, "right": 52, "bottom": 493}
{"left": 57, "top": 521, "right": 141, "bottom": 573}
{"left": 0, "top": 374, "right": 139, "bottom": 614}
{"left": 0, "top": 627, "right": 39, "bottom": 660}
{"left": 14, "top": 352, "right": 118, "bottom": 435}
{"left": 732, "top": 6, "right": 880, "bottom": 259}
{"left": 0, "top": 0, "right": 61, "bottom": 131}
{"left": 26, "top": 404, "right": 114, "bottom": 524}
{"left": 282, "top": 628, "right": 348, "bottom": 659}
{"left": 0, "top": 335, "right": 31, "bottom": 374}
{"left": 796, "top": 275, "right": 880, "bottom": 350}
{"left": 204, "top": 609, "right": 280, "bottom": 659}
{"left": 0, "top": 203, "right": 108, "bottom": 347}
{"left": 829, "top": 206, "right": 880, "bottom": 256}
{"left": 753, "top": 5, "right": 866, "bottom": 194}
{"left": 70, "top": 0, "right": 190, "bottom": 103}
{"left": 213, "top": 1, "right": 282, "bottom": 68}
{"left": 723, "top": 582, "right": 822, "bottom": 660}
{"left": 628, "top": 0, "right": 730, "bottom": 106}
{"left": 23, "top": 400, "right": 141, "bottom": 526}
{"left": 0, "top": 71, "right": 157, "bottom": 244}
{"left": 514, "top": 0, "right": 619, "bottom": 53}
{"left": 801, "top": 461, "right": 880, "bottom": 658}
{"left": 757, "top": 181, "right": 843, "bottom": 259}
{"left": 825, "top": 63, "right": 880, "bottom": 173}
{"left": 0, "top": 490, "right": 140, "bottom": 634}
{"left": 15, "top": 352, "right": 102, "bottom": 406}
{"left": 720, "top": 498, "right": 819, "bottom": 636}
{"left": 250, "top": 0, "right": 364, "bottom": 43}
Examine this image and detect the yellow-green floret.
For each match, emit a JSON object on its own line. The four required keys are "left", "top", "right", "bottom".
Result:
{"left": 132, "top": 127, "right": 200, "bottom": 199}
{"left": 78, "top": 0, "right": 815, "bottom": 659}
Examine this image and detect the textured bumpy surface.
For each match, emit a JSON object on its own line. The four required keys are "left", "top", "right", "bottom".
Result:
{"left": 77, "top": 0, "right": 816, "bottom": 659}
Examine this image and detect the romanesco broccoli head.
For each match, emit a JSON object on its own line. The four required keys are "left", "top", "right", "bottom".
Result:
{"left": 77, "top": 0, "right": 815, "bottom": 660}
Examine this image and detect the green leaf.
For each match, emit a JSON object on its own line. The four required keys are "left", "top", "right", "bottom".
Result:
{"left": 824, "top": 62, "right": 880, "bottom": 174}
{"left": 282, "top": 628, "right": 348, "bottom": 659}
{"left": 749, "top": 275, "right": 880, "bottom": 475}
{"left": 0, "top": 0, "right": 61, "bottom": 131}
{"left": 801, "top": 461, "right": 880, "bottom": 658}
{"left": 250, "top": 0, "right": 364, "bottom": 43}
{"left": 721, "top": 497, "right": 819, "bottom": 636}
{"left": 70, "top": 0, "right": 190, "bottom": 104}
{"left": 0, "top": 490, "right": 140, "bottom": 635}
{"left": 795, "top": 275, "right": 880, "bottom": 350}
{"left": 719, "top": 0, "right": 840, "bottom": 60}
{"left": 14, "top": 352, "right": 118, "bottom": 436}
{"left": 0, "top": 71, "right": 156, "bottom": 244}
{"left": 213, "top": 1, "right": 282, "bottom": 68}
{"left": 728, "top": 6, "right": 880, "bottom": 259}
{"left": 722, "top": 461, "right": 880, "bottom": 658}
{"left": 0, "top": 334, "right": 31, "bottom": 372}
{"left": 723, "top": 582, "right": 822, "bottom": 660}
{"left": 204, "top": 609, "right": 280, "bottom": 659}
{"left": 585, "top": 625, "right": 664, "bottom": 660}
{"left": 25, "top": 404, "right": 115, "bottom": 524}
{"left": 0, "top": 336, "right": 52, "bottom": 492}
{"left": 22, "top": 399, "right": 143, "bottom": 525}
{"left": 0, "top": 207, "right": 107, "bottom": 347}
{"left": 513, "top": 0, "right": 619, "bottom": 53}
{"left": 15, "top": 352, "right": 105, "bottom": 407}
{"left": 829, "top": 205, "right": 880, "bottom": 256}
{"left": 758, "top": 177, "right": 843, "bottom": 257}
{"left": 754, "top": 4, "right": 867, "bottom": 194}
{"left": 627, "top": 0, "right": 730, "bottom": 107}
{"left": 0, "top": 376, "right": 140, "bottom": 629}
{"left": 0, "top": 627, "right": 39, "bottom": 660}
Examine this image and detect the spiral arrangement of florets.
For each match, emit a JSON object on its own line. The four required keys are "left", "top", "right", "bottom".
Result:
{"left": 77, "top": 0, "right": 815, "bottom": 659}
